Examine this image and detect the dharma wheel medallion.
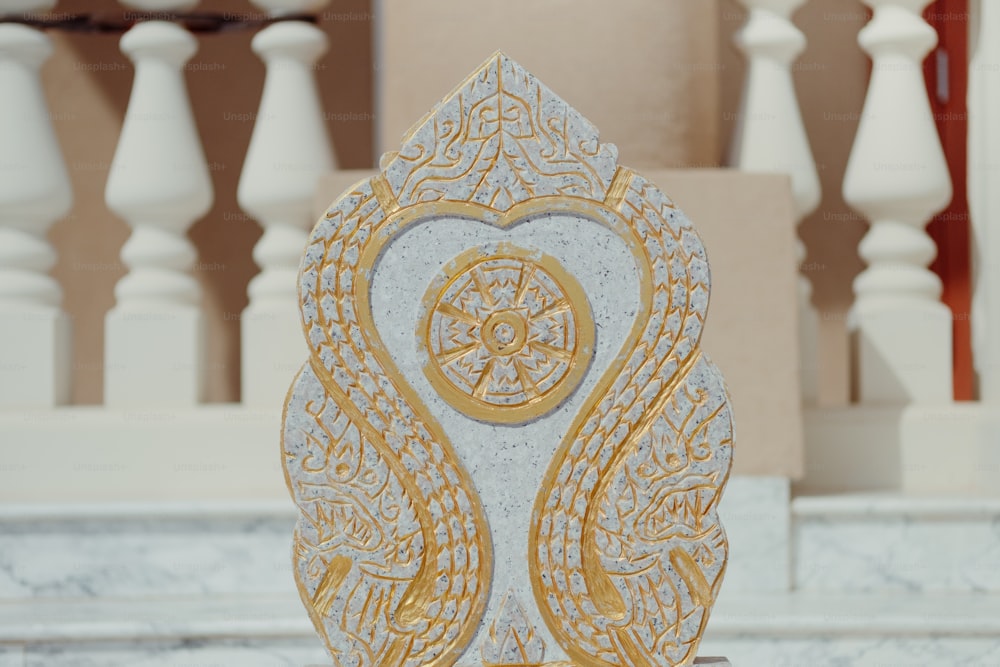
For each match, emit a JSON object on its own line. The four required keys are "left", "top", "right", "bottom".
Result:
{"left": 418, "top": 243, "right": 593, "bottom": 424}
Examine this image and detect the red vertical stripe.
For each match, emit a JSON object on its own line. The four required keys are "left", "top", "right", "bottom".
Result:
{"left": 924, "top": 0, "right": 974, "bottom": 400}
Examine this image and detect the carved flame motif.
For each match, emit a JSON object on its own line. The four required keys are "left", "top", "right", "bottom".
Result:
{"left": 480, "top": 592, "right": 547, "bottom": 666}
{"left": 283, "top": 53, "right": 733, "bottom": 667}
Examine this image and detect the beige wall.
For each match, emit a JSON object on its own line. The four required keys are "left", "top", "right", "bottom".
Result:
{"left": 42, "top": 2, "right": 872, "bottom": 420}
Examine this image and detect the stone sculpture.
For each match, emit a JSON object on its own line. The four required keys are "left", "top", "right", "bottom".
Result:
{"left": 282, "top": 52, "right": 734, "bottom": 667}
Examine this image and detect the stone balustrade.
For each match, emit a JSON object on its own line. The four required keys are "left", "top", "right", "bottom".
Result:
{"left": 727, "top": 0, "right": 997, "bottom": 495}
{"left": 0, "top": 0, "right": 992, "bottom": 497}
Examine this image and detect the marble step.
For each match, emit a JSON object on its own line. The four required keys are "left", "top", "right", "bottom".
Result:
{"left": 704, "top": 591, "right": 1000, "bottom": 666}
{"left": 8, "top": 590, "right": 996, "bottom": 643}
{"left": 0, "top": 592, "right": 326, "bottom": 665}
{"left": 0, "top": 477, "right": 793, "bottom": 603}
{"left": 1, "top": 591, "right": 999, "bottom": 666}
{"left": 0, "top": 638, "right": 329, "bottom": 667}
{"left": 0, "top": 594, "right": 314, "bottom": 644}
{"left": 0, "top": 501, "right": 298, "bottom": 601}
{"left": 5, "top": 491, "right": 997, "bottom": 602}
{"left": 792, "top": 494, "right": 1000, "bottom": 593}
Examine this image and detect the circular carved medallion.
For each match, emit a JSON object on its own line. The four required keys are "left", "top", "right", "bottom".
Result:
{"left": 419, "top": 243, "right": 594, "bottom": 424}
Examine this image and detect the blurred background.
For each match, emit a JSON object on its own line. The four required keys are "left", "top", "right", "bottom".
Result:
{"left": 1, "top": 0, "right": 997, "bottom": 665}
{"left": 32, "top": 0, "right": 877, "bottom": 407}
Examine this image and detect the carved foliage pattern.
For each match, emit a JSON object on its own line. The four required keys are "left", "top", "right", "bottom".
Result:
{"left": 384, "top": 56, "right": 619, "bottom": 212}
{"left": 286, "top": 182, "right": 490, "bottom": 667}
{"left": 529, "top": 176, "right": 734, "bottom": 666}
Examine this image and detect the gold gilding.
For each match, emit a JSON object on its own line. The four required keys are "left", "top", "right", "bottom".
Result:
{"left": 418, "top": 242, "right": 594, "bottom": 424}
{"left": 670, "top": 547, "right": 714, "bottom": 608}
{"left": 311, "top": 554, "right": 352, "bottom": 616}
{"left": 285, "top": 51, "right": 732, "bottom": 667}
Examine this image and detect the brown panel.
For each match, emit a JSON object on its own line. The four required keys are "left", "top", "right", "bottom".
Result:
{"left": 923, "top": 0, "right": 973, "bottom": 400}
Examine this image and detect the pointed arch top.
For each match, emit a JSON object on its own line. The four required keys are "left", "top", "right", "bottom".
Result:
{"left": 381, "top": 52, "right": 620, "bottom": 211}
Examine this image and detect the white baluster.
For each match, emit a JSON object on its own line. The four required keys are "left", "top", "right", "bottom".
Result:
{"left": 970, "top": 0, "right": 1000, "bottom": 402}
{"left": 731, "top": 0, "right": 822, "bottom": 403}
{"left": 0, "top": 18, "right": 72, "bottom": 407}
{"left": 843, "top": 0, "right": 953, "bottom": 403}
{"left": 238, "top": 7, "right": 334, "bottom": 406}
{"left": 104, "top": 20, "right": 213, "bottom": 407}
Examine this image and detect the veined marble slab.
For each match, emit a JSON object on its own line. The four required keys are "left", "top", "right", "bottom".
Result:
{"left": 0, "top": 476, "right": 778, "bottom": 606}
{"left": 2, "top": 590, "right": 999, "bottom": 665}
{"left": 794, "top": 494, "right": 1000, "bottom": 592}
{"left": 11, "top": 640, "right": 329, "bottom": 667}
{"left": 701, "top": 638, "right": 1000, "bottom": 667}
{"left": 3, "top": 589, "right": 999, "bottom": 642}
{"left": 0, "top": 595, "right": 313, "bottom": 643}
{"left": 11, "top": 637, "right": 1000, "bottom": 667}
{"left": 715, "top": 476, "right": 789, "bottom": 594}
{"left": 0, "top": 648, "right": 23, "bottom": 667}
{"left": 0, "top": 501, "right": 297, "bottom": 600}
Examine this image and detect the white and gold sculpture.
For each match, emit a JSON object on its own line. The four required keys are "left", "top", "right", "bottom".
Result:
{"left": 282, "top": 53, "right": 734, "bottom": 667}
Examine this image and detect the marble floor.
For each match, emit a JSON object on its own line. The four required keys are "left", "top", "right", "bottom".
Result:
{"left": 2, "top": 477, "right": 998, "bottom": 666}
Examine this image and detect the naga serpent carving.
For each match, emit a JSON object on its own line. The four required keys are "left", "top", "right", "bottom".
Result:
{"left": 282, "top": 53, "right": 733, "bottom": 667}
